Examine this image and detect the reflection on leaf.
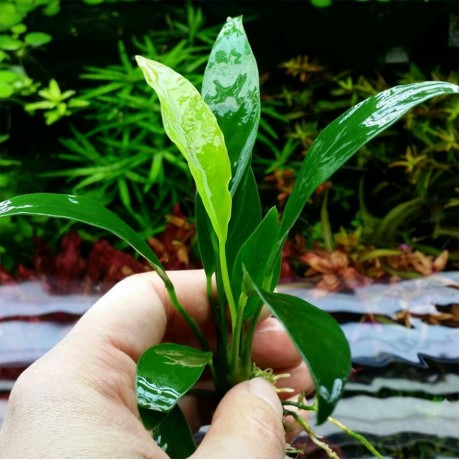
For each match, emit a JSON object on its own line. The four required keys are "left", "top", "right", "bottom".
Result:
{"left": 156, "top": 349, "right": 213, "bottom": 367}
{"left": 137, "top": 376, "right": 181, "bottom": 411}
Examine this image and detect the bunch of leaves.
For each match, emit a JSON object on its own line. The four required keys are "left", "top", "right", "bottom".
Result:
{"left": 0, "top": 152, "right": 54, "bottom": 271}
{"left": 41, "top": 5, "right": 220, "bottom": 237}
{"left": 24, "top": 79, "right": 89, "bottom": 125}
{"left": 0, "top": 15, "right": 458, "bottom": 459}
{"left": 281, "top": 228, "right": 450, "bottom": 292}
{"left": 0, "top": 0, "right": 57, "bottom": 67}
{"left": 147, "top": 204, "right": 200, "bottom": 271}
{"left": 280, "top": 179, "right": 453, "bottom": 287}
{"left": 0, "top": 229, "right": 149, "bottom": 294}
{"left": 0, "top": 0, "right": 90, "bottom": 126}
{"left": 255, "top": 58, "right": 459, "bottom": 259}
{"left": 0, "top": 4, "right": 221, "bottom": 270}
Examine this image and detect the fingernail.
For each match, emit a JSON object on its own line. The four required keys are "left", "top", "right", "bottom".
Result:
{"left": 249, "top": 377, "right": 283, "bottom": 416}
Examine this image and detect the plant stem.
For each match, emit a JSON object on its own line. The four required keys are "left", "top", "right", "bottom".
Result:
{"left": 206, "top": 270, "right": 231, "bottom": 394}
{"left": 218, "top": 241, "right": 237, "bottom": 329}
{"left": 240, "top": 301, "right": 262, "bottom": 373}
{"left": 168, "top": 284, "right": 218, "bottom": 383}
{"left": 229, "top": 292, "right": 250, "bottom": 383}
{"left": 327, "top": 416, "right": 383, "bottom": 459}
{"left": 206, "top": 273, "right": 228, "bottom": 353}
{"left": 166, "top": 283, "right": 210, "bottom": 352}
{"left": 206, "top": 275, "right": 215, "bottom": 310}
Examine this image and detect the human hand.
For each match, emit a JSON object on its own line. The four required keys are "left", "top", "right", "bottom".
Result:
{"left": 0, "top": 270, "right": 313, "bottom": 458}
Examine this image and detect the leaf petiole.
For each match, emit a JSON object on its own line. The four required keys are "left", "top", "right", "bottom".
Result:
{"left": 229, "top": 291, "right": 249, "bottom": 383}
{"left": 218, "top": 241, "right": 237, "bottom": 329}
{"left": 166, "top": 284, "right": 211, "bottom": 354}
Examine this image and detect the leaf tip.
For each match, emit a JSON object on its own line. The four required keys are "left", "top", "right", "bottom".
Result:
{"left": 225, "top": 15, "right": 244, "bottom": 29}
{"left": 135, "top": 55, "right": 145, "bottom": 66}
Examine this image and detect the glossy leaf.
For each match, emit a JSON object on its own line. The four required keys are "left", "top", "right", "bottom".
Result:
{"left": 245, "top": 270, "right": 351, "bottom": 424}
{"left": 0, "top": 193, "right": 170, "bottom": 284}
{"left": 278, "top": 82, "right": 460, "bottom": 249}
{"left": 226, "top": 168, "right": 262, "bottom": 275}
{"left": 138, "top": 406, "right": 163, "bottom": 432}
{"left": 136, "top": 343, "right": 212, "bottom": 413}
{"left": 202, "top": 16, "right": 260, "bottom": 194}
{"left": 232, "top": 207, "right": 278, "bottom": 318}
{"left": 136, "top": 55, "right": 232, "bottom": 244}
{"left": 153, "top": 405, "right": 196, "bottom": 459}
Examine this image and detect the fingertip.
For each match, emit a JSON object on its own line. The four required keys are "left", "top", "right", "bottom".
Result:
{"left": 192, "top": 379, "right": 285, "bottom": 459}
{"left": 248, "top": 377, "right": 283, "bottom": 417}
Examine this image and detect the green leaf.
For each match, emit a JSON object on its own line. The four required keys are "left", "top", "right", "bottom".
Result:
{"left": 372, "top": 198, "right": 421, "bottom": 243}
{"left": 226, "top": 168, "right": 262, "bottom": 275}
{"left": 0, "top": 193, "right": 170, "bottom": 285}
{"left": 136, "top": 343, "right": 212, "bottom": 413}
{"left": 67, "top": 98, "right": 90, "bottom": 108}
{"left": 25, "top": 101, "right": 55, "bottom": 111}
{"left": 202, "top": 16, "right": 260, "bottom": 194}
{"left": 43, "top": 1, "right": 60, "bottom": 16}
{"left": 136, "top": 55, "right": 232, "bottom": 244}
{"left": 24, "top": 32, "right": 52, "bottom": 46}
{"left": 0, "top": 35, "right": 23, "bottom": 51}
{"left": 11, "top": 23, "right": 27, "bottom": 35}
{"left": 138, "top": 406, "right": 162, "bottom": 432}
{"left": 278, "top": 82, "right": 460, "bottom": 250}
{"left": 244, "top": 271, "right": 351, "bottom": 424}
{"left": 0, "top": 50, "right": 9, "bottom": 62}
{"left": 60, "top": 89, "right": 76, "bottom": 100}
{"left": 0, "top": 82, "right": 13, "bottom": 98}
{"left": 233, "top": 207, "right": 278, "bottom": 318}
{"left": 45, "top": 108, "right": 63, "bottom": 124}
{"left": 358, "top": 248, "right": 402, "bottom": 263}
{"left": 48, "top": 79, "right": 61, "bottom": 99}
{"left": 153, "top": 405, "right": 196, "bottom": 458}
{"left": 0, "top": 4, "right": 23, "bottom": 32}
{"left": 0, "top": 70, "right": 20, "bottom": 83}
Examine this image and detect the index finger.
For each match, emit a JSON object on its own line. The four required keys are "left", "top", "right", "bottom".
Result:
{"left": 66, "top": 270, "right": 213, "bottom": 362}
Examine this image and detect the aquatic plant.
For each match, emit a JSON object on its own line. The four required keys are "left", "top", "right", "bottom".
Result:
{"left": 0, "top": 16, "right": 457, "bottom": 458}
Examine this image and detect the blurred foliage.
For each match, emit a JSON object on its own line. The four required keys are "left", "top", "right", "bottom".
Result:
{"left": 25, "top": 79, "right": 89, "bottom": 125}
{"left": 0, "top": 0, "right": 88, "bottom": 124}
{"left": 256, "top": 59, "right": 459, "bottom": 267}
{"left": 42, "top": 5, "right": 220, "bottom": 238}
{"left": 0, "top": 0, "right": 102, "bottom": 267}
{"left": 0, "top": 1, "right": 458, "bottom": 279}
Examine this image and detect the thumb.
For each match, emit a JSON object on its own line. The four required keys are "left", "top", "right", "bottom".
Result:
{"left": 192, "top": 378, "right": 285, "bottom": 459}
